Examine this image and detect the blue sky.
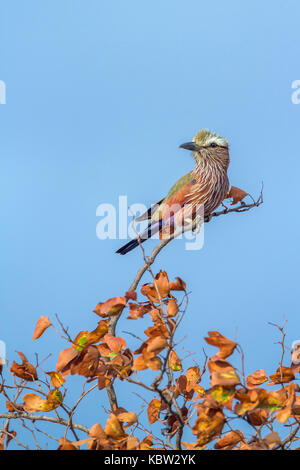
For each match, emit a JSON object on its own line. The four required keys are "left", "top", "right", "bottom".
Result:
{"left": 1, "top": 0, "right": 300, "bottom": 448}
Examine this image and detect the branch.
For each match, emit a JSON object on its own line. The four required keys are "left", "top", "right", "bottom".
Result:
{"left": 106, "top": 186, "right": 263, "bottom": 419}
{"left": 109, "top": 187, "right": 263, "bottom": 336}
{"left": 0, "top": 412, "right": 89, "bottom": 434}
{"left": 205, "top": 184, "right": 263, "bottom": 221}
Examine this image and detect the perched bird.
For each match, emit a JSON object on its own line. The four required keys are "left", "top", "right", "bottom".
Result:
{"left": 116, "top": 129, "right": 230, "bottom": 255}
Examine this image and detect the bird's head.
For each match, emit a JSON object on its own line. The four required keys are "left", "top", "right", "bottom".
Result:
{"left": 179, "top": 129, "right": 229, "bottom": 168}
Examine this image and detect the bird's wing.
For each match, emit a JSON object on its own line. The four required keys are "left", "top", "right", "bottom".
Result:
{"left": 151, "top": 171, "right": 196, "bottom": 223}
{"left": 135, "top": 172, "right": 195, "bottom": 223}
{"left": 134, "top": 199, "right": 164, "bottom": 222}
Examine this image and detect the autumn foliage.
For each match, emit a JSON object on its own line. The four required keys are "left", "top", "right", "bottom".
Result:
{"left": 0, "top": 265, "right": 299, "bottom": 451}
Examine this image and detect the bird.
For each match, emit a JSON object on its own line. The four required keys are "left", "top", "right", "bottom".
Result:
{"left": 116, "top": 128, "right": 230, "bottom": 255}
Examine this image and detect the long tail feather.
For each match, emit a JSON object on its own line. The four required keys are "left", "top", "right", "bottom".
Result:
{"left": 116, "top": 221, "right": 161, "bottom": 255}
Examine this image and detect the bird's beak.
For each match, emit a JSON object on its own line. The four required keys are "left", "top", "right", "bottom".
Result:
{"left": 179, "top": 142, "right": 202, "bottom": 152}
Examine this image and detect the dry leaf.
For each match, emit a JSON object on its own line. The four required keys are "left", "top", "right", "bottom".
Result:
{"left": 227, "top": 186, "right": 248, "bottom": 205}
{"left": 168, "top": 350, "right": 182, "bottom": 371}
{"left": 32, "top": 316, "right": 51, "bottom": 340}
{"left": 93, "top": 297, "right": 126, "bottom": 318}
{"left": 147, "top": 398, "right": 161, "bottom": 425}
{"left": 247, "top": 369, "right": 268, "bottom": 389}
{"left": 214, "top": 430, "right": 244, "bottom": 450}
{"left": 205, "top": 331, "right": 237, "bottom": 359}
{"left": 10, "top": 352, "right": 38, "bottom": 382}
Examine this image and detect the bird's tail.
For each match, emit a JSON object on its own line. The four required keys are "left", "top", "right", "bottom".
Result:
{"left": 116, "top": 221, "right": 161, "bottom": 255}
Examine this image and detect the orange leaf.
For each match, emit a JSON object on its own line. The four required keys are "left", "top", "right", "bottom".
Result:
{"left": 268, "top": 366, "right": 295, "bottom": 385}
{"left": 146, "top": 336, "right": 167, "bottom": 355}
{"left": 125, "top": 291, "right": 137, "bottom": 301}
{"left": 141, "top": 271, "right": 170, "bottom": 302}
{"left": 168, "top": 350, "right": 182, "bottom": 371}
{"left": 205, "top": 331, "right": 237, "bottom": 359}
{"left": 23, "top": 393, "right": 45, "bottom": 412}
{"left": 276, "top": 383, "right": 296, "bottom": 423}
{"left": 117, "top": 411, "right": 137, "bottom": 425}
{"left": 246, "top": 369, "right": 268, "bottom": 389}
{"left": 56, "top": 346, "right": 78, "bottom": 373}
{"left": 139, "top": 435, "right": 153, "bottom": 450}
{"left": 46, "top": 371, "right": 65, "bottom": 388}
{"left": 154, "top": 271, "right": 170, "bottom": 298}
{"left": 132, "top": 355, "right": 147, "bottom": 371}
{"left": 93, "top": 297, "right": 126, "bottom": 318}
{"left": 227, "top": 186, "right": 248, "bottom": 205}
{"left": 147, "top": 398, "right": 161, "bottom": 424}
{"left": 263, "top": 432, "right": 281, "bottom": 449}
{"left": 32, "top": 316, "right": 51, "bottom": 340}
{"left": 126, "top": 436, "right": 139, "bottom": 450}
{"left": 167, "top": 299, "right": 178, "bottom": 317}
{"left": 58, "top": 438, "right": 78, "bottom": 450}
{"left": 10, "top": 352, "right": 38, "bottom": 382}
{"left": 208, "top": 359, "right": 240, "bottom": 387}
{"left": 103, "top": 334, "right": 126, "bottom": 354}
{"left": 185, "top": 366, "right": 202, "bottom": 390}
{"left": 104, "top": 414, "right": 125, "bottom": 440}
{"left": 214, "top": 430, "right": 244, "bottom": 450}
{"left": 169, "top": 277, "right": 186, "bottom": 291}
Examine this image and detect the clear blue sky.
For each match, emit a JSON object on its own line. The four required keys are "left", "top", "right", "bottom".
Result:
{"left": 1, "top": 0, "right": 300, "bottom": 448}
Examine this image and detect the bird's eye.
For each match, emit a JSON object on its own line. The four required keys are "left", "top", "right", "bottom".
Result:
{"left": 210, "top": 143, "right": 217, "bottom": 148}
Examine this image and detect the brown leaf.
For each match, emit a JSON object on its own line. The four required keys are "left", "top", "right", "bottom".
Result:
{"left": 132, "top": 353, "right": 162, "bottom": 372}
{"left": 193, "top": 407, "right": 226, "bottom": 447}
{"left": 56, "top": 346, "right": 78, "bottom": 373}
{"left": 139, "top": 435, "right": 153, "bottom": 450}
{"left": 87, "top": 320, "right": 109, "bottom": 344}
{"left": 144, "top": 324, "right": 169, "bottom": 339}
{"left": 208, "top": 359, "right": 240, "bottom": 387}
{"left": 167, "top": 299, "right": 178, "bottom": 317}
{"left": 10, "top": 352, "right": 38, "bottom": 382}
{"left": 246, "top": 408, "right": 269, "bottom": 426}
{"left": 125, "top": 291, "right": 137, "bottom": 301}
{"left": 141, "top": 271, "right": 170, "bottom": 302}
{"left": 147, "top": 398, "right": 161, "bottom": 425}
{"left": 6, "top": 401, "right": 24, "bottom": 412}
{"left": 246, "top": 369, "right": 268, "bottom": 389}
{"left": 103, "top": 334, "right": 126, "bottom": 354}
{"left": 127, "top": 303, "right": 152, "bottom": 320}
{"left": 23, "top": 393, "right": 45, "bottom": 412}
{"left": 214, "top": 430, "right": 244, "bottom": 450}
{"left": 168, "top": 350, "right": 182, "bottom": 371}
{"left": 93, "top": 297, "right": 126, "bottom": 318}
{"left": 126, "top": 436, "right": 139, "bottom": 450}
{"left": 268, "top": 366, "right": 295, "bottom": 385}
{"left": 117, "top": 411, "right": 137, "bottom": 425}
{"left": 227, "top": 186, "right": 248, "bottom": 205}
{"left": 132, "top": 355, "right": 147, "bottom": 371}
{"left": 276, "top": 383, "right": 296, "bottom": 423}
{"left": 185, "top": 366, "right": 202, "bottom": 390}
{"left": 87, "top": 423, "right": 111, "bottom": 450}
{"left": 146, "top": 336, "right": 167, "bottom": 356}
{"left": 46, "top": 371, "right": 65, "bottom": 388}
{"left": 70, "top": 346, "right": 100, "bottom": 377}
{"left": 235, "top": 388, "right": 269, "bottom": 416}
{"left": 263, "top": 432, "right": 281, "bottom": 449}
{"left": 105, "top": 414, "right": 125, "bottom": 440}
{"left": 32, "top": 316, "right": 51, "bottom": 340}
{"left": 205, "top": 385, "right": 235, "bottom": 410}
{"left": 58, "top": 438, "right": 78, "bottom": 450}
{"left": 169, "top": 277, "right": 186, "bottom": 291}
{"left": 205, "top": 331, "right": 237, "bottom": 359}
{"left": 154, "top": 271, "right": 170, "bottom": 298}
